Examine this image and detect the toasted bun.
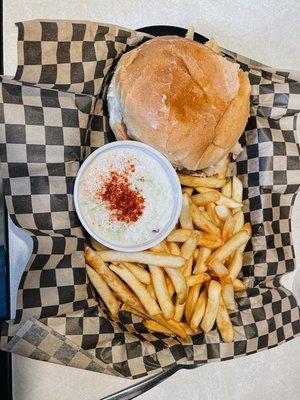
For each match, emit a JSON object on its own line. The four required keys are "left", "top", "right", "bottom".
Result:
{"left": 108, "top": 36, "right": 251, "bottom": 170}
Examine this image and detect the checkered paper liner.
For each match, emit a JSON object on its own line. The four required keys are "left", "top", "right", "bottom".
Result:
{"left": 0, "top": 20, "right": 300, "bottom": 379}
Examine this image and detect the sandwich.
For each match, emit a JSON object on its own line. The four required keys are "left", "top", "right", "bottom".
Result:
{"left": 107, "top": 35, "right": 251, "bottom": 174}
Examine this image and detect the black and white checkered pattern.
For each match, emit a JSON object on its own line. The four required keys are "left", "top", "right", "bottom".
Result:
{"left": 0, "top": 21, "right": 299, "bottom": 379}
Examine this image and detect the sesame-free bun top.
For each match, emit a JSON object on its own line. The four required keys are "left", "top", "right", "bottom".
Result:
{"left": 107, "top": 36, "right": 251, "bottom": 170}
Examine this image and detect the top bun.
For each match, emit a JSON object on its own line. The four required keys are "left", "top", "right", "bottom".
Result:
{"left": 107, "top": 36, "right": 251, "bottom": 171}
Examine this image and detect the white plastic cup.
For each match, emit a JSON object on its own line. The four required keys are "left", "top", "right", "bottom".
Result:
{"left": 74, "top": 141, "right": 182, "bottom": 252}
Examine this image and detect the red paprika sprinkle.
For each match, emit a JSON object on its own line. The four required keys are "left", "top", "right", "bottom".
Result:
{"left": 95, "top": 164, "right": 145, "bottom": 223}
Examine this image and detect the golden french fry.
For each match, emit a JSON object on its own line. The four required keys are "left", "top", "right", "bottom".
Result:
{"left": 233, "top": 278, "right": 246, "bottom": 292}
{"left": 99, "top": 250, "right": 186, "bottom": 268}
{"left": 221, "top": 181, "right": 232, "bottom": 198}
{"left": 120, "top": 262, "right": 151, "bottom": 285}
{"left": 148, "top": 265, "right": 174, "bottom": 320}
{"left": 143, "top": 320, "right": 174, "bottom": 335}
{"left": 206, "top": 203, "right": 222, "bottom": 228}
{"left": 222, "top": 216, "right": 236, "bottom": 242}
{"left": 154, "top": 314, "right": 188, "bottom": 340}
{"left": 180, "top": 231, "right": 199, "bottom": 261}
{"left": 232, "top": 210, "right": 244, "bottom": 234}
{"left": 90, "top": 237, "right": 108, "bottom": 251}
{"left": 182, "top": 186, "right": 194, "bottom": 196}
{"left": 186, "top": 273, "right": 211, "bottom": 287}
{"left": 228, "top": 250, "right": 243, "bottom": 281}
{"left": 166, "top": 275, "right": 175, "bottom": 298}
{"left": 174, "top": 297, "right": 186, "bottom": 322}
{"left": 167, "top": 229, "right": 192, "bottom": 242}
{"left": 178, "top": 174, "right": 226, "bottom": 188}
{"left": 181, "top": 322, "right": 202, "bottom": 336}
{"left": 221, "top": 277, "right": 235, "bottom": 311}
{"left": 216, "top": 194, "right": 242, "bottom": 209}
{"left": 194, "top": 247, "right": 211, "bottom": 274}
{"left": 185, "top": 282, "right": 203, "bottom": 323}
{"left": 147, "top": 283, "right": 157, "bottom": 300}
{"left": 86, "top": 264, "right": 119, "bottom": 317}
{"left": 165, "top": 267, "right": 187, "bottom": 304}
{"left": 206, "top": 229, "right": 250, "bottom": 264}
{"left": 209, "top": 259, "right": 229, "bottom": 277}
{"left": 191, "top": 191, "right": 220, "bottom": 206}
{"left": 180, "top": 193, "right": 194, "bottom": 230}
{"left": 190, "top": 201, "right": 221, "bottom": 236}
{"left": 85, "top": 247, "right": 143, "bottom": 310}
{"left": 193, "top": 248, "right": 199, "bottom": 262}
{"left": 121, "top": 303, "right": 149, "bottom": 319}
{"left": 198, "top": 206, "right": 205, "bottom": 212}
{"left": 190, "top": 289, "right": 208, "bottom": 330}
{"left": 168, "top": 241, "right": 181, "bottom": 256}
{"left": 195, "top": 187, "right": 219, "bottom": 194}
{"left": 197, "top": 232, "right": 223, "bottom": 249}
{"left": 183, "top": 256, "right": 193, "bottom": 277}
{"left": 215, "top": 204, "right": 231, "bottom": 221}
{"left": 109, "top": 264, "right": 161, "bottom": 316}
{"left": 201, "top": 280, "right": 221, "bottom": 333}
{"left": 216, "top": 296, "right": 235, "bottom": 343}
{"left": 232, "top": 176, "right": 243, "bottom": 203}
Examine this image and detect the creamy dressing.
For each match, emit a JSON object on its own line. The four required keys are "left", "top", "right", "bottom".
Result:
{"left": 79, "top": 148, "right": 174, "bottom": 246}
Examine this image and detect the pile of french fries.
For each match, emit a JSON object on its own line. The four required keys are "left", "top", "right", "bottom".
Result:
{"left": 85, "top": 159, "right": 251, "bottom": 342}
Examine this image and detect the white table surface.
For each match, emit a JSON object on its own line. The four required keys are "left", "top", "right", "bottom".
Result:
{"left": 3, "top": 1, "right": 300, "bottom": 399}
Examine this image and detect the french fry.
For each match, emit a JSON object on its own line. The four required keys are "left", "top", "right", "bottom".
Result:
{"left": 181, "top": 322, "right": 202, "bottom": 336}
{"left": 186, "top": 273, "right": 211, "bottom": 287}
{"left": 209, "top": 259, "right": 229, "bottom": 277}
{"left": 216, "top": 296, "right": 235, "bottom": 343}
{"left": 233, "top": 278, "right": 246, "bottom": 292}
{"left": 185, "top": 283, "right": 202, "bottom": 323}
{"left": 228, "top": 250, "right": 243, "bottom": 281}
{"left": 221, "top": 277, "right": 235, "bottom": 311}
{"left": 190, "top": 289, "right": 208, "bottom": 330}
{"left": 201, "top": 280, "right": 221, "bottom": 333}
{"left": 206, "top": 203, "right": 222, "bottom": 228}
{"left": 180, "top": 231, "right": 199, "bottom": 261}
{"left": 198, "top": 206, "right": 205, "bottom": 212}
{"left": 215, "top": 204, "right": 231, "bottom": 221}
{"left": 216, "top": 194, "right": 242, "bottom": 209}
{"left": 109, "top": 264, "right": 161, "bottom": 316}
{"left": 232, "top": 176, "right": 243, "bottom": 203}
{"left": 206, "top": 229, "right": 250, "bottom": 264}
{"left": 149, "top": 265, "right": 175, "bottom": 320}
{"left": 193, "top": 248, "right": 199, "bottom": 262}
{"left": 178, "top": 174, "right": 226, "bottom": 188}
{"left": 121, "top": 303, "right": 149, "bottom": 319}
{"left": 143, "top": 319, "right": 174, "bottom": 335}
{"left": 86, "top": 264, "right": 119, "bottom": 317}
{"left": 166, "top": 275, "right": 175, "bottom": 298}
{"left": 222, "top": 215, "right": 236, "bottom": 242}
{"left": 174, "top": 297, "right": 186, "bottom": 322}
{"left": 191, "top": 191, "right": 220, "bottom": 206}
{"left": 183, "top": 256, "right": 193, "bottom": 277}
{"left": 168, "top": 241, "right": 181, "bottom": 256}
{"left": 120, "top": 262, "right": 151, "bottom": 285}
{"left": 232, "top": 210, "right": 244, "bottom": 234}
{"left": 154, "top": 314, "right": 188, "bottom": 340}
{"left": 197, "top": 232, "right": 223, "bottom": 249}
{"left": 195, "top": 187, "right": 219, "bottom": 194}
{"left": 85, "top": 247, "right": 143, "bottom": 310}
{"left": 167, "top": 229, "right": 192, "bottom": 242}
{"left": 194, "top": 247, "right": 211, "bottom": 274}
{"left": 190, "top": 201, "right": 221, "bottom": 236}
{"left": 182, "top": 186, "right": 194, "bottom": 196}
{"left": 221, "top": 181, "right": 232, "bottom": 198}
{"left": 148, "top": 283, "right": 157, "bottom": 300}
{"left": 165, "top": 267, "right": 187, "bottom": 304}
{"left": 98, "top": 250, "right": 186, "bottom": 268}
{"left": 90, "top": 237, "right": 108, "bottom": 251}
{"left": 180, "top": 193, "right": 194, "bottom": 229}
